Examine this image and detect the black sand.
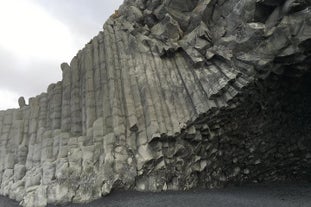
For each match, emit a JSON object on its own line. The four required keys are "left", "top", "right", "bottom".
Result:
{"left": 1, "top": 182, "right": 310, "bottom": 207}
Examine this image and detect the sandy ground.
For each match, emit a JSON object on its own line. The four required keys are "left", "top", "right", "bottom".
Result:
{"left": 1, "top": 182, "right": 310, "bottom": 207}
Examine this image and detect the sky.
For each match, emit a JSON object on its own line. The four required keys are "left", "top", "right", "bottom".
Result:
{"left": 0, "top": 0, "right": 124, "bottom": 110}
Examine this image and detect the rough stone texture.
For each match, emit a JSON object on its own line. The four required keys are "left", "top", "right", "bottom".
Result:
{"left": 18, "top": 97, "right": 27, "bottom": 108}
{"left": 0, "top": 0, "right": 310, "bottom": 206}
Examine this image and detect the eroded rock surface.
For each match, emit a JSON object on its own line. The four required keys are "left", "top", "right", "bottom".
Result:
{"left": 0, "top": 0, "right": 310, "bottom": 206}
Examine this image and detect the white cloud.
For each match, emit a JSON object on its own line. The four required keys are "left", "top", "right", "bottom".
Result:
{"left": 0, "top": 89, "right": 19, "bottom": 110}
{"left": 0, "top": 0, "right": 75, "bottom": 63}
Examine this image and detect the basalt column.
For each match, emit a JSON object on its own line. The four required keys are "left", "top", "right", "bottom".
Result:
{"left": 0, "top": 0, "right": 310, "bottom": 206}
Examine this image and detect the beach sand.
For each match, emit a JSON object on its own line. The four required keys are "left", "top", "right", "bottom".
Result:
{"left": 1, "top": 182, "right": 310, "bottom": 207}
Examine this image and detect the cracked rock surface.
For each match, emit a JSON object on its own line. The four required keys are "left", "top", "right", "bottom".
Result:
{"left": 0, "top": 0, "right": 310, "bottom": 206}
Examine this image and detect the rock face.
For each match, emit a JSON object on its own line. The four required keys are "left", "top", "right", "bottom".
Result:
{"left": 0, "top": 0, "right": 310, "bottom": 206}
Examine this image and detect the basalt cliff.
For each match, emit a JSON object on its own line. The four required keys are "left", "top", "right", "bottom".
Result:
{"left": 0, "top": 0, "right": 310, "bottom": 206}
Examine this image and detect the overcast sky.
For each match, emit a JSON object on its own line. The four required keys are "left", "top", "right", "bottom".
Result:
{"left": 0, "top": 0, "right": 124, "bottom": 110}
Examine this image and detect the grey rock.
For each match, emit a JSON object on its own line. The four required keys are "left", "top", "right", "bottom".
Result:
{"left": 179, "top": 21, "right": 212, "bottom": 64}
{"left": 18, "top": 97, "right": 27, "bottom": 108}
{"left": 151, "top": 13, "right": 183, "bottom": 41}
{"left": 122, "top": 5, "right": 143, "bottom": 23}
{"left": 0, "top": 0, "right": 310, "bottom": 206}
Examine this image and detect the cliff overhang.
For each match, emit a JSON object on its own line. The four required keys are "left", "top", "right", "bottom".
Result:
{"left": 0, "top": 0, "right": 310, "bottom": 206}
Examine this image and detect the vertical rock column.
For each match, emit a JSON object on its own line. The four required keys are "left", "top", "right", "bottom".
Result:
{"left": 70, "top": 56, "right": 82, "bottom": 136}
{"left": 101, "top": 31, "right": 113, "bottom": 138}
{"left": 91, "top": 35, "right": 105, "bottom": 146}
{"left": 92, "top": 37, "right": 103, "bottom": 120}
{"left": 25, "top": 98, "right": 40, "bottom": 170}
{"left": 84, "top": 43, "right": 96, "bottom": 139}
{"left": 116, "top": 31, "right": 138, "bottom": 150}
{"left": 0, "top": 110, "right": 14, "bottom": 195}
{"left": 51, "top": 82, "right": 63, "bottom": 130}
{"left": 61, "top": 63, "right": 72, "bottom": 132}
{"left": 46, "top": 84, "right": 55, "bottom": 131}
{"left": 10, "top": 109, "right": 26, "bottom": 202}
{"left": 38, "top": 94, "right": 48, "bottom": 131}
{"left": 20, "top": 96, "right": 45, "bottom": 205}
{"left": 0, "top": 111, "right": 5, "bottom": 184}
{"left": 20, "top": 107, "right": 30, "bottom": 166}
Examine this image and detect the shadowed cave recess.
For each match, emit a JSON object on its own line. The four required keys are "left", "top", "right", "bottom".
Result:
{"left": 0, "top": 0, "right": 310, "bottom": 206}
